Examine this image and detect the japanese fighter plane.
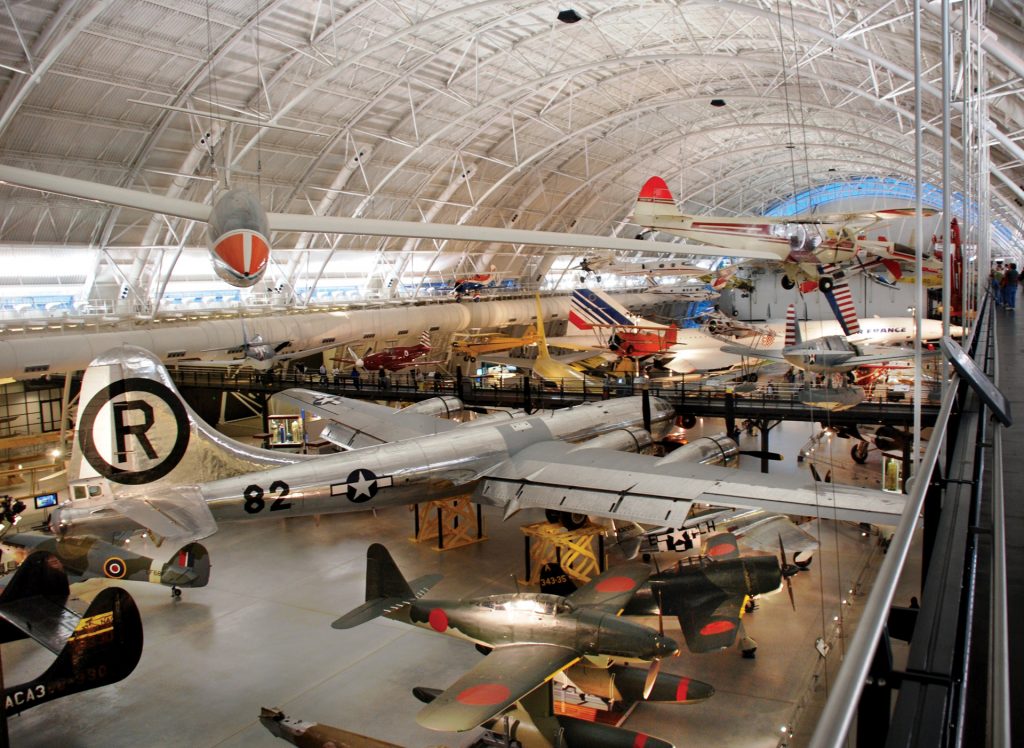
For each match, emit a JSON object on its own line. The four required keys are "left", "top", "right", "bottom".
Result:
{"left": 50, "top": 344, "right": 901, "bottom": 553}
{"left": 0, "top": 551, "right": 144, "bottom": 714}
{"left": 620, "top": 532, "right": 787, "bottom": 654}
{"left": 332, "top": 544, "right": 678, "bottom": 732}
{"left": 633, "top": 176, "right": 937, "bottom": 294}
{"left": 540, "top": 532, "right": 787, "bottom": 655}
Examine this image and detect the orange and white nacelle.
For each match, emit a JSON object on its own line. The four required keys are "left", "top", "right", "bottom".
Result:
{"left": 207, "top": 189, "right": 271, "bottom": 288}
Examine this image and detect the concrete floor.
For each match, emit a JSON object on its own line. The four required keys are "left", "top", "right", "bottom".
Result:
{"left": 3, "top": 417, "right": 906, "bottom": 748}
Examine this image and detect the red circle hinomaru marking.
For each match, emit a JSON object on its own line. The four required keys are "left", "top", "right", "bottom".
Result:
{"left": 428, "top": 608, "right": 448, "bottom": 633}
{"left": 456, "top": 683, "right": 511, "bottom": 706}
{"left": 706, "top": 542, "right": 737, "bottom": 557}
{"left": 594, "top": 575, "right": 637, "bottom": 593}
{"left": 700, "top": 620, "right": 736, "bottom": 636}
{"left": 675, "top": 677, "right": 691, "bottom": 702}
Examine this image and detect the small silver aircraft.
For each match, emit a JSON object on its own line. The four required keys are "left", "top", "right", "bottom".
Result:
{"left": 332, "top": 544, "right": 678, "bottom": 732}
{"left": 721, "top": 304, "right": 921, "bottom": 376}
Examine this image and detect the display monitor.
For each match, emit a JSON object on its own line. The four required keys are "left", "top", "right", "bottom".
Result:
{"left": 34, "top": 492, "right": 58, "bottom": 510}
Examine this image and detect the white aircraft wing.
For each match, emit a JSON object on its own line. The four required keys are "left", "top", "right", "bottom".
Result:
{"left": 847, "top": 348, "right": 919, "bottom": 366}
{"left": 476, "top": 442, "right": 905, "bottom": 526}
{"left": 0, "top": 164, "right": 780, "bottom": 259}
{"left": 273, "top": 389, "right": 457, "bottom": 449}
{"left": 719, "top": 343, "right": 787, "bottom": 361}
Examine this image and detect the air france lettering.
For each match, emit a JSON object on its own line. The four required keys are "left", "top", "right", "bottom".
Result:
{"left": 78, "top": 378, "right": 189, "bottom": 485}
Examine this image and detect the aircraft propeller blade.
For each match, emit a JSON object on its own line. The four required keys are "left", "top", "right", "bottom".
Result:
{"left": 656, "top": 587, "right": 665, "bottom": 637}
{"left": 273, "top": 341, "right": 291, "bottom": 353}
{"left": 778, "top": 533, "right": 798, "bottom": 611}
{"left": 808, "top": 463, "right": 823, "bottom": 482}
{"left": 738, "top": 449, "right": 784, "bottom": 461}
{"left": 643, "top": 657, "right": 662, "bottom": 700}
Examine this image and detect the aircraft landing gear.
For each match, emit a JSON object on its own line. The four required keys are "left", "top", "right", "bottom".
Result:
{"left": 818, "top": 276, "right": 835, "bottom": 292}
{"left": 171, "top": 585, "right": 182, "bottom": 599}
{"left": 780, "top": 276, "right": 796, "bottom": 290}
{"left": 740, "top": 636, "right": 758, "bottom": 658}
{"left": 851, "top": 441, "right": 869, "bottom": 464}
{"left": 545, "top": 509, "right": 587, "bottom": 530}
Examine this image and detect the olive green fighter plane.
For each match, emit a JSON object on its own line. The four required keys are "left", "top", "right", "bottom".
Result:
{"left": 332, "top": 544, "right": 679, "bottom": 732}
{"left": 1, "top": 531, "right": 209, "bottom": 597}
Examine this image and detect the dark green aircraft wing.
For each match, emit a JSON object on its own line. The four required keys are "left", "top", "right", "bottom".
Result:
{"left": 416, "top": 643, "right": 579, "bottom": 732}
{"left": 565, "top": 562, "right": 651, "bottom": 613}
{"left": 677, "top": 592, "right": 745, "bottom": 653}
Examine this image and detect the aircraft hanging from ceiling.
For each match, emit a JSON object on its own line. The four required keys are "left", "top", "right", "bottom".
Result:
{"left": 177, "top": 323, "right": 343, "bottom": 370}
{"left": 633, "top": 176, "right": 938, "bottom": 294}
{"left": 0, "top": 164, "right": 780, "bottom": 289}
{"left": 336, "top": 331, "right": 437, "bottom": 372}
{"left": 720, "top": 304, "right": 925, "bottom": 377}
{"left": 49, "top": 345, "right": 901, "bottom": 552}
{"left": 332, "top": 544, "right": 678, "bottom": 732}
{"left": 575, "top": 251, "right": 706, "bottom": 283}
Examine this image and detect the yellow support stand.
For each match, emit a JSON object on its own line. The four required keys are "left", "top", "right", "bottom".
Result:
{"left": 520, "top": 521, "right": 605, "bottom": 588}
{"left": 411, "top": 498, "right": 486, "bottom": 551}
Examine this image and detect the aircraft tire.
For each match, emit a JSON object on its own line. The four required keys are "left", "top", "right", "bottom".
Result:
{"left": 781, "top": 276, "right": 796, "bottom": 290}
{"left": 851, "top": 442, "right": 869, "bottom": 464}
{"left": 546, "top": 510, "right": 587, "bottom": 530}
{"left": 818, "top": 276, "right": 835, "bottom": 292}
{"left": 680, "top": 414, "right": 697, "bottom": 429}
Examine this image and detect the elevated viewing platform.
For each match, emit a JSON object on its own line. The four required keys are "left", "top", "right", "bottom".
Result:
{"left": 162, "top": 366, "right": 941, "bottom": 428}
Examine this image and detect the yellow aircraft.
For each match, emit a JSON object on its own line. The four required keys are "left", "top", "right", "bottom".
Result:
{"left": 451, "top": 328, "right": 539, "bottom": 362}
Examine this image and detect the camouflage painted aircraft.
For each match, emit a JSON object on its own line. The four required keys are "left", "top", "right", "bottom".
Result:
{"left": 0, "top": 551, "right": 143, "bottom": 714}
{"left": 332, "top": 544, "right": 678, "bottom": 732}
{"left": 1, "top": 531, "right": 209, "bottom": 597}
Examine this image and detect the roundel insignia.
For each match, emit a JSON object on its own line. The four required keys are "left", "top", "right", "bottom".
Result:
{"left": 77, "top": 378, "right": 190, "bottom": 485}
{"left": 103, "top": 557, "right": 127, "bottom": 579}
{"left": 341, "top": 468, "right": 393, "bottom": 503}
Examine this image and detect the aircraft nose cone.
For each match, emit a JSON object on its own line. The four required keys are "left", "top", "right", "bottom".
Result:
{"left": 654, "top": 633, "right": 679, "bottom": 658}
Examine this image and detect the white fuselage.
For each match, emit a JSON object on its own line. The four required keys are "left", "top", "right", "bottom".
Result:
{"left": 664, "top": 316, "right": 955, "bottom": 374}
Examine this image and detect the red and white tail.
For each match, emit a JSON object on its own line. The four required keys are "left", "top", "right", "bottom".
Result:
{"left": 821, "top": 263, "right": 861, "bottom": 336}
{"left": 419, "top": 331, "right": 431, "bottom": 350}
{"left": 634, "top": 176, "right": 682, "bottom": 227}
{"left": 784, "top": 304, "right": 799, "bottom": 347}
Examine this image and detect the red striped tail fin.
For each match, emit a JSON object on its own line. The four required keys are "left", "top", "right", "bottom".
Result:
{"left": 821, "top": 264, "right": 861, "bottom": 336}
{"left": 784, "top": 304, "right": 798, "bottom": 346}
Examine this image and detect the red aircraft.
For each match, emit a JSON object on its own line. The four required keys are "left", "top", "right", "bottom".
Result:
{"left": 340, "top": 331, "right": 437, "bottom": 371}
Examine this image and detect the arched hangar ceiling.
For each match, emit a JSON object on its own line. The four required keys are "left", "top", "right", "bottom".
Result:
{"left": 0, "top": 0, "right": 1022, "bottom": 296}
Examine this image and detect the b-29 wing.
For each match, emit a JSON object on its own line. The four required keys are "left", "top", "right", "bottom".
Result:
{"left": 475, "top": 441, "right": 904, "bottom": 526}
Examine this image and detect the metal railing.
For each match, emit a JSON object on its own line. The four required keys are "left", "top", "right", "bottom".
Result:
{"left": 809, "top": 298, "right": 1008, "bottom": 747}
